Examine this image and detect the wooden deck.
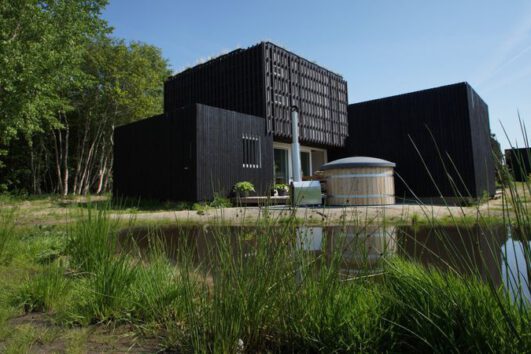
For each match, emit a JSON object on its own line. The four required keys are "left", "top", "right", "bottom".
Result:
{"left": 236, "top": 195, "right": 289, "bottom": 206}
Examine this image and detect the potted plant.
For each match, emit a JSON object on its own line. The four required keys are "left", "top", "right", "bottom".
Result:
{"left": 233, "top": 181, "right": 255, "bottom": 198}
{"left": 273, "top": 183, "right": 289, "bottom": 196}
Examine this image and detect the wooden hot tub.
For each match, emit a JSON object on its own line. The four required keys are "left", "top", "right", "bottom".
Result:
{"left": 320, "top": 156, "right": 396, "bottom": 206}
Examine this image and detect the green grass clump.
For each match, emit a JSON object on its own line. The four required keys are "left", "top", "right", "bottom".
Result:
{"left": 83, "top": 254, "right": 138, "bottom": 322}
{"left": 0, "top": 208, "right": 16, "bottom": 264}
{"left": 66, "top": 206, "right": 119, "bottom": 273}
{"left": 14, "top": 263, "right": 71, "bottom": 313}
{"left": 382, "top": 259, "right": 530, "bottom": 353}
{"left": 1, "top": 200, "right": 530, "bottom": 352}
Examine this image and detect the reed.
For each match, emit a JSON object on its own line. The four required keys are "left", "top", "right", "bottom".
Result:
{"left": 0, "top": 208, "right": 16, "bottom": 263}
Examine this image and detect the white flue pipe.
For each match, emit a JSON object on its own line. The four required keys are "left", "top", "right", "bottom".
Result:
{"left": 291, "top": 106, "right": 302, "bottom": 182}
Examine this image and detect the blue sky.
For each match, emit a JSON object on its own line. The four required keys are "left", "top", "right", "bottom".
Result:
{"left": 103, "top": 0, "right": 531, "bottom": 150}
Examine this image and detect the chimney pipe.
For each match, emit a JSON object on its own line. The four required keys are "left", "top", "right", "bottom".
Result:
{"left": 291, "top": 106, "right": 302, "bottom": 182}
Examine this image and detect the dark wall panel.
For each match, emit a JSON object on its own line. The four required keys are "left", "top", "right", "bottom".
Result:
{"left": 195, "top": 104, "right": 273, "bottom": 201}
{"left": 332, "top": 82, "right": 494, "bottom": 199}
{"left": 114, "top": 114, "right": 173, "bottom": 201}
{"left": 164, "top": 42, "right": 348, "bottom": 148}
{"left": 113, "top": 107, "right": 197, "bottom": 202}
{"left": 506, "top": 148, "right": 531, "bottom": 182}
{"left": 113, "top": 104, "right": 272, "bottom": 202}
{"left": 164, "top": 46, "right": 265, "bottom": 124}
{"left": 467, "top": 86, "right": 496, "bottom": 196}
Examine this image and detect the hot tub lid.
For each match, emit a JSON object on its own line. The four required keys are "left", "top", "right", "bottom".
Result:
{"left": 320, "top": 156, "right": 396, "bottom": 170}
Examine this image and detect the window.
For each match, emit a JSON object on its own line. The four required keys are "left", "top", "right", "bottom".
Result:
{"left": 274, "top": 148, "right": 289, "bottom": 184}
{"left": 242, "top": 135, "right": 261, "bottom": 168}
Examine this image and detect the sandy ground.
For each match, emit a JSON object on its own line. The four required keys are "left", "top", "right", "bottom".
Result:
{"left": 1, "top": 191, "right": 511, "bottom": 226}
{"left": 110, "top": 197, "right": 504, "bottom": 224}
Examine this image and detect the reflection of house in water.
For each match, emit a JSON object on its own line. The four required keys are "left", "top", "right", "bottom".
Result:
{"left": 321, "top": 226, "right": 397, "bottom": 274}
{"left": 119, "top": 224, "right": 529, "bottom": 301}
{"left": 118, "top": 226, "right": 258, "bottom": 269}
{"left": 397, "top": 225, "right": 507, "bottom": 287}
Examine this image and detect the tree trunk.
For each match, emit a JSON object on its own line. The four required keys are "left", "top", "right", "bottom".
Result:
{"left": 62, "top": 114, "right": 69, "bottom": 196}
{"left": 52, "top": 130, "right": 64, "bottom": 195}
{"left": 73, "top": 116, "right": 90, "bottom": 195}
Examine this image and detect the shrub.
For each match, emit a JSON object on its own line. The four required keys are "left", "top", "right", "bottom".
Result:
{"left": 210, "top": 194, "right": 232, "bottom": 208}
{"left": 233, "top": 181, "right": 255, "bottom": 194}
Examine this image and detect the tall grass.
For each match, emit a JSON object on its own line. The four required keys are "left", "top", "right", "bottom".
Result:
{"left": 2, "top": 120, "right": 530, "bottom": 352}
{"left": 66, "top": 205, "right": 120, "bottom": 273}
{"left": 382, "top": 259, "right": 528, "bottom": 352}
{"left": 0, "top": 208, "right": 16, "bottom": 264}
{"left": 14, "top": 263, "right": 70, "bottom": 313}
{"left": 2, "top": 201, "right": 529, "bottom": 352}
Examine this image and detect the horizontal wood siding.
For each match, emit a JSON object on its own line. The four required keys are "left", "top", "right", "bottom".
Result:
{"left": 164, "top": 42, "right": 348, "bottom": 148}
{"left": 334, "top": 82, "right": 494, "bottom": 199}
{"left": 195, "top": 104, "right": 273, "bottom": 201}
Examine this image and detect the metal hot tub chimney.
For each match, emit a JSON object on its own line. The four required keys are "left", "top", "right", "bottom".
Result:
{"left": 290, "top": 106, "right": 321, "bottom": 205}
{"left": 291, "top": 106, "right": 302, "bottom": 182}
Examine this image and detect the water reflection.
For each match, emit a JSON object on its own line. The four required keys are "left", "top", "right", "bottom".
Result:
{"left": 119, "top": 223, "right": 530, "bottom": 301}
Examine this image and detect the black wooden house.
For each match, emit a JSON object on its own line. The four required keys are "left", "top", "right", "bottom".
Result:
{"left": 114, "top": 41, "right": 495, "bottom": 203}
{"left": 505, "top": 148, "right": 531, "bottom": 182}
{"left": 331, "top": 82, "right": 496, "bottom": 201}
{"left": 114, "top": 104, "right": 273, "bottom": 201}
{"left": 114, "top": 42, "right": 347, "bottom": 201}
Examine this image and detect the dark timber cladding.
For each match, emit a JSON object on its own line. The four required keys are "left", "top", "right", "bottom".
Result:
{"left": 505, "top": 148, "right": 531, "bottom": 182}
{"left": 113, "top": 104, "right": 273, "bottom": 202}
{"left": 335, "top": 82, "right": 495, "bottom": 199}
{"left": 164, "top": 42, "right": 348, "bottom": 147}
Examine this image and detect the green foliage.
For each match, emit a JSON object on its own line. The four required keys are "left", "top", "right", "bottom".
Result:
{"left": 1, "top": 201, "right": 530, "bottom": 351}
{"left": 273, "top": 183, "right": 289, "bottom": 192}
{"left": 0, "top": 1, "right": 171, "bottom": 194}
{"left": 382, "top": 260, "right": 529, "bottom": 353}
{"left": 0, "top": 0, "right": 109, "bottom": 145}
{"left": 14, "top": 263, "right": 70, "bottom": 313}
{"left": 233, "top": 181, "right": 255, "bottom": 194}
{"left": 130, "top": 253, "right": 190, "bottom": 323}
{"left": 84, "top": 254, "right": 138, "bottom": 322}
{"left": 66, "top": 206, "right": 119, "bottom": 273}
{"left": 192, "top": 202, "right": 210, "bottom": 213}
{"left": 210, "top": 194, "right": 232, "bottom": 208}
{"left": 0, "top": 208, "right": 16, "bottom": 264}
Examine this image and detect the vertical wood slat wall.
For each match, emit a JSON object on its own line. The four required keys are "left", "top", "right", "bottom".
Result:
{"left": 113, "top": 106, "right": 197, "bottom": 201}
{"left": 164, "top": 42, "right": 348, "bottom": 148}
{"left": 195, "top": 104, "right": 273, "bottom": 201}
{"left": 332, "top": 82, "right": 495, "bottom": 199}
{"left": 505, "top": 148, "right": 531, "bottom": 182}
{"left": 113, "top": 104, "right": 272, "bottom": 202}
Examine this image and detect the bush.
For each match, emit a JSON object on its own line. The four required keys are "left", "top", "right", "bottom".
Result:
{"left": 210, "top": 194, "right": 232, "bottom": 208}
{"left": 233, "top": 181, "right": 255, "bottom": 194}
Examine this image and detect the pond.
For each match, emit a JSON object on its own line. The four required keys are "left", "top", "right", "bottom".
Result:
{"left": 119, "top": 223, "right": 531, "bottom": 302}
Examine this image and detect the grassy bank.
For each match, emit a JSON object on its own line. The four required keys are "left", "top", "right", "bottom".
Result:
{"left": 0, "top": 203, "right": 529, "bottom": 352}
{"left": 0, "top": 138, "right": 529, "bottom": 352}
